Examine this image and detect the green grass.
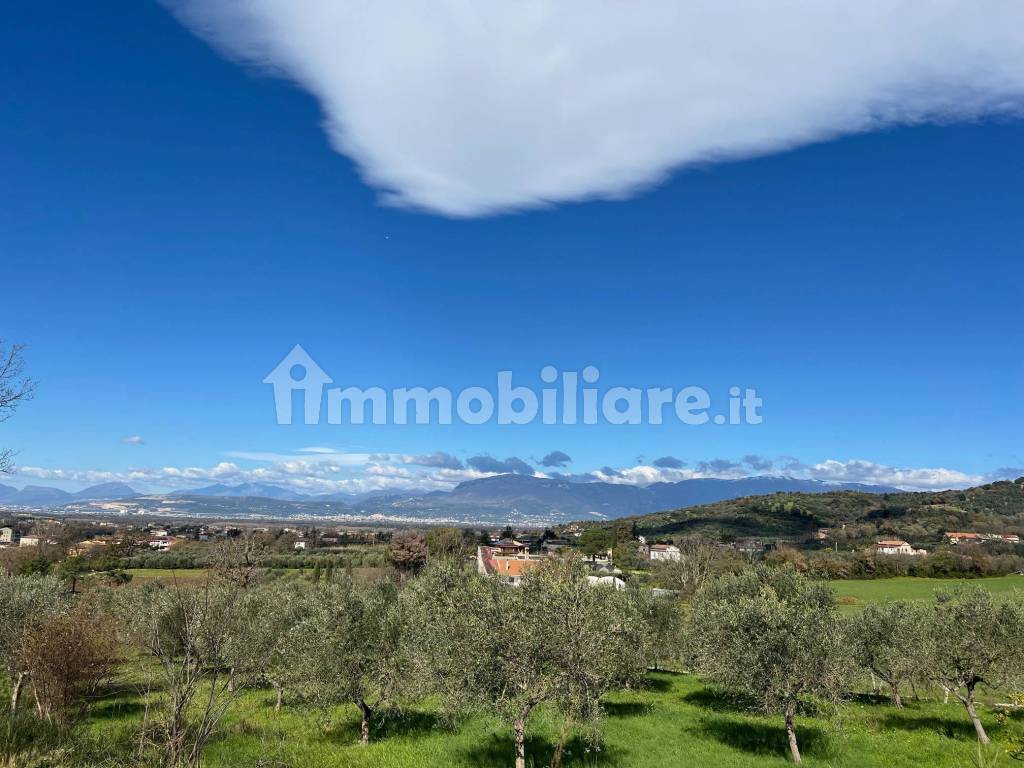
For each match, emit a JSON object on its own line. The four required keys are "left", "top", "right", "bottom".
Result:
{"left": 123, "top": 568, "right": 214, "bottom": 584}
{"left": 71, "top": 672, "right": 1024, "bottom": 768}
{"left": 826, "top": 575, "right": 1024, "bottom": 611}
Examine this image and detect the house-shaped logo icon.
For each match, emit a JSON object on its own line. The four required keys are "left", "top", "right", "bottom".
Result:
{"left": 263, "top": 345, "right": 333, "bottom": 424}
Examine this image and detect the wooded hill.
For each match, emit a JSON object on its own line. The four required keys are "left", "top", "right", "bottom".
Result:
{"left": 612, "top": 477, "right": 1024, "bottom": 547}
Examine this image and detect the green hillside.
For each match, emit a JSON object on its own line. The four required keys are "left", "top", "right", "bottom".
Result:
{"left": 613, "top": 478, "right": 1024, "bottom": 547}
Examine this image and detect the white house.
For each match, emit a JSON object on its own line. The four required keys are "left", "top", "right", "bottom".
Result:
{"left": 19, "top": 536, "right": 41, "bottom": 548}
{"left": 0, "top": 527, "right": 16, "bottom": 544}
{"left": 876, "top": 539, "right": 926, "bottom": 556}
{"left": 649, "top": 543, "right": 681, "bottom": 562}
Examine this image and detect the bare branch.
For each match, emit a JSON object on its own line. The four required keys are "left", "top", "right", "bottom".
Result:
{"left": 0, "top": 341, "right": 35, "bottom": 419}
{"left": 0, "top": 340, "right": 34, "bottom": 475}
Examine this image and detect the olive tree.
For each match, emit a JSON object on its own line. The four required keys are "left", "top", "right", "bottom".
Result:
{"left": 281, "top": 579, "right": 407, "bottom": 745}
{"left": 924, "top": 586, "right": 1024, "bottom": 744}
{"left": 0, "top": 573, "right": 66, "bottom": 713}
{"left": 407, "top": 556, "right": 649, "bottom": 768}
{"left": 233, "top": 579, "right": 318, "bottom": 711}
{"left": 629, "top": 586, "right": 684, "bottom": 671}
{"left": 114, "top": 578, "right": 264, "bottom": 768}
{"left": 689, "top": 566, "right": 848, "bottom": 764}
{"left": 846, "top": 601, "right": 928, "bottom": 708}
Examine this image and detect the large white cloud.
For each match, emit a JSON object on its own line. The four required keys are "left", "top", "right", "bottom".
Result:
{"left": 164, "top": 1, "right": 1024, "bottom": 216}
{"left": 14, "top": 454, "right": 1015, "bottom": 495}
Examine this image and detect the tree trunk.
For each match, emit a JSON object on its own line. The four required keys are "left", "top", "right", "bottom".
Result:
{"left": 513, "top": 700, "right": 536, "bottom": 768}
{"left": 964, "top": 689, "right": 989, "bottom": 745}
{"left": 785, "top": 705, "right": 801, "bottom": 764}
{"left": 357, "top": 698, "right": 372, "bottom": 746}
{"left": 514, "top": 718, "right": 527, "bottom": 768}
{"left": 550, "top": 714, "right": 572, "bottom": 768}
{"left": 889, "top": 681, "right": 904, "bottom": 710}
{"left": 10, "top": 671, "right": 26, "bottom": 713}
{"left": 32, "top": 683, "right": 46, "bottom": 720}
{"left": 274, "top": 685, "right": 283, "bottom": 712}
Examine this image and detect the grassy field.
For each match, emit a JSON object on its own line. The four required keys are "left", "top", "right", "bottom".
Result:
{"left": 827, "top": 575, "right": 1024, "bottom": 610}
{"left": 121, "top": 568, "right": 213, "bottom": 584}
{"left": 73, "top": 672, "right": 1022, "bottom": 768}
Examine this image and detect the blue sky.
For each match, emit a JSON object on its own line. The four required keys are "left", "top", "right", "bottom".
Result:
{"left": 2, "top": 1, "right": 1023, "bottom": 494}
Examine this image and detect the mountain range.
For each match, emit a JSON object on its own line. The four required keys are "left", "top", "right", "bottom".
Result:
{"left": 2, "top": 474, "right": 900, "bottom": 524}
{"left": 168, "top": 482, "right": 410, "bottom": 503}
{"left": 0, "top": 482, "right": 139, "bottom": 507}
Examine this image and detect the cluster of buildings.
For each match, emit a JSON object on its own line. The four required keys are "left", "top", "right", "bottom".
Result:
{"left": 475, "top": 533, "right": 686, "bottom": 587}
{"left": 872, "top": 531, "right": 1021, "bottom": 557}
{"left": 477, "top": 538, "right": 627, "bottom": 587}
{"left": 0, "top": 527, "right": 43, "bottom": 548}
{"left": 67, "top": 527, "right": 184, "bottom": 554}
{"left": 944, "top": 531, "right": 1020, "bottom": 545}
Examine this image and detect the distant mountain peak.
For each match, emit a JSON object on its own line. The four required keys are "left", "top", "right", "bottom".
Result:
{"left": 73, "top": 482, "right": 139, "bottom": 500}
{"left": 171, "top": 482, "right": 304, "bottom": 501}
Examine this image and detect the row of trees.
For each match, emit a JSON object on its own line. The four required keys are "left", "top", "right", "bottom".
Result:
{"left": 690, "top": 566, "right": 1024, "bottom": 762}
{"left": 773, "top": 543, "right": 1024, "bottom": 580}
{"left": 2, "top": 552, "right": 1023, "bottom": 767}
{"left": 0, "top": 554, "right": 668, "bottom": 768}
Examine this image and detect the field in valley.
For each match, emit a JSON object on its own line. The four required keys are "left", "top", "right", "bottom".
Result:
{"left": 827, "top": 574, "right": 1024, "bottom": 610}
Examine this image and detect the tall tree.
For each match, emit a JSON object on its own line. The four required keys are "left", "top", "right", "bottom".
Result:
{"left": 577, "top": 527, "right": 614, "bottom": 561}
{"left": 0, "top": 341, "right": 34, "bottom": 475}
{"left": 689, "top": 566, "right": 848, "bottom": 764}
{"left": 425, "top": 526, "right": 470, "bottom": 563}
{"left": 388, "top": 530, "right": 428, "bottom": 578}
{"left": 924, "top": 586, "right": 1024, "bottom": 744}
